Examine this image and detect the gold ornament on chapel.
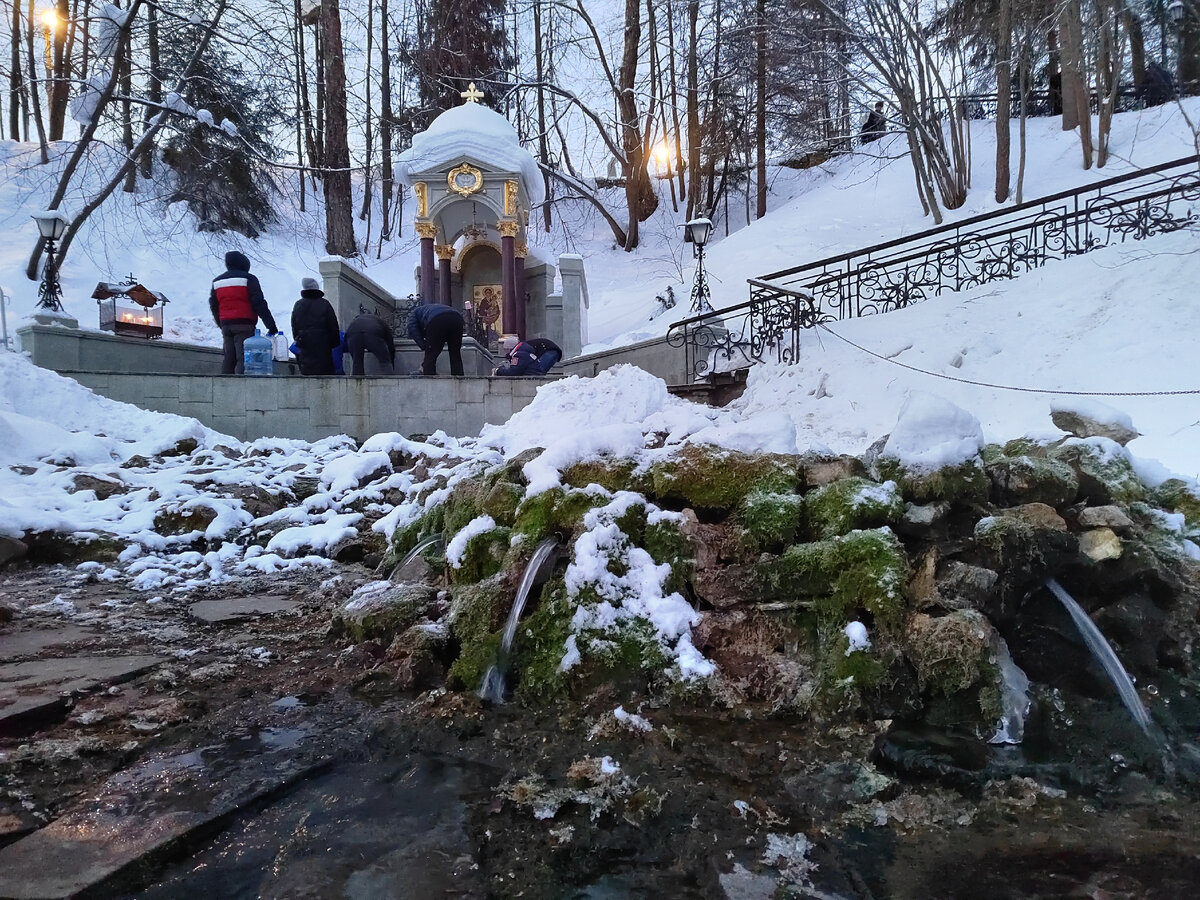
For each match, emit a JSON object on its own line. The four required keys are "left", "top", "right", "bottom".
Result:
{"left": 413, "top": 182, "right": 428, "bottom": 217}
{"left": 448, "top": 163, "right": 483, "bottom": 197}
{"left": 504, "top": 180, "right": 519, "bottom": 217}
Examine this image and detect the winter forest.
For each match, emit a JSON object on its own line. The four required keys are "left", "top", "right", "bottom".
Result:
{"left": 2, "top": 0, "right": 1197, "bottom": 274}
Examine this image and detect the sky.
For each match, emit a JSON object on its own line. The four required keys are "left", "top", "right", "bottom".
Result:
{"left": 1, "top": 99, "right": 1199, "bottom": 679}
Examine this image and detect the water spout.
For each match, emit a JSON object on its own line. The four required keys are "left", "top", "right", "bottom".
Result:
{"left": 387, "top": 533, "right": 443, "bottom": 580}
{"left": 1045, "top": 578, "right": 1155, "bottom": 737}
{"left": 479, "top": 537, "right": 561, "bottom": 703}
{"left": 989, "top": 636, "right": 1031, "bottom": 745}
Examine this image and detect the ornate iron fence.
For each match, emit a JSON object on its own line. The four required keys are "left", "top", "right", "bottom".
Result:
{"left": 359, "top": 294, "right": 488, "bottom": 345}
{"left": 667, "top": 154, "right": 1200, "bottom": 382}
{"left": 955, "top": 87, "right": 1142, "bottom": 120}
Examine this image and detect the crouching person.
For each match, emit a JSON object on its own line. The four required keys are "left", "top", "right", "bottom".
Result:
{"left": 493, "top": 337, "right": 562, "bottom": 376}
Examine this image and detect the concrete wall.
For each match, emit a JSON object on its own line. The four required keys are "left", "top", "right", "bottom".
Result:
{"left": 65, "top": 371, "right": 548, "bottom": 443}
{"left": 561, "top": 334, "right": 689, "bottom": 385}
{"left": 319, "top": 258, "right": 398, "bottom": 328}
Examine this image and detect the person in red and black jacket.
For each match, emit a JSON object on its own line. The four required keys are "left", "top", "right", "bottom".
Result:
{"left": 209, "top": 250, "right": 279, "bottom": 374}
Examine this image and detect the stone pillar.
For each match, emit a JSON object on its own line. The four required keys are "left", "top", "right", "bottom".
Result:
{"left": 416, "top": 222, "right": 437, "bottom": 304}
{"left": 514, "top": 241, "right": 528, "bottom": 339}
{"left": 558, "top": 253, "right": 587, "bottom": 359}
{"left": 498, "top": 220, "right": 519, "bottom": 336}
{"left": 435, "top": 244, "right": 455, "bottom": 306}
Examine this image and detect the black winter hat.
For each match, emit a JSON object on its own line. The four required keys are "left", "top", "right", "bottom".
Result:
{"left": 225, "top": 250, "right": 251, "bottom": 271}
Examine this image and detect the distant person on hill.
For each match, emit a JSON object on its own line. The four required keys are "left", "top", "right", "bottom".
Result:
{"left": 290, "top": 277, "right": 341, "bottom": 376}
{"left": 1139, "top": 61, "right": 1175, "bottom": 108}
{"left": 860, "top": 101, "right": 886, "bottom": 145}
{"left": 345, "top": 311, "right": 396, "bottom": 376}
{"left": 407, "top": 303, "right": 465, "bottom": 376}
{"left": 493, "top": 336, "right": 562, "bottom": 376}
{"left": 209, "top": 250, "right": 278, "bottom": 375}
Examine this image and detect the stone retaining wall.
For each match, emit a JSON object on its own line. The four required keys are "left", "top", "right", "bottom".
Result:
{"left": 64, "top": 371, "right": 546, "bottom": 443}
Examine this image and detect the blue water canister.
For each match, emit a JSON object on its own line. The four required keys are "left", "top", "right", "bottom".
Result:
{"left": 243, "top": 329, "right": 274, "bottom": 376}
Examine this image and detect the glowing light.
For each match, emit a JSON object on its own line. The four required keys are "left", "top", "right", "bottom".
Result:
{"left": 653, "top": 141, "right": 672, "bottom": 167}
{"left": 39, "top": 9, "right": 58, "bottom": 29}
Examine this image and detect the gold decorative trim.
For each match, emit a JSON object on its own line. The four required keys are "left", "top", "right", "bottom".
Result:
{"left": 434, "top": 244, "right": 456, "bottom": 261}
{"left": 452, "top": 239, "right": 501, "bottom": 272}
{"left": 504, "top": 180, "right": 519, "bottom": 217}
{"left": 514, "top": 241, "right": 528, "bottom": 258}
{"left": 447, "top": 163, "right": 483, "bottom": 197}
{"left": 415, "top": 221, "right": 438, "bottom": 240}
{"left": 413, "top": 182, "right": 428, "bottom": 218}
{"left": 497, "top": 220, "right": 520, "bottom": 239}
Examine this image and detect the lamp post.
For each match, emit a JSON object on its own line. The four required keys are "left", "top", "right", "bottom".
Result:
{"left": 684, "top": 216, "right": 713, "bottom": 314}
{"left": 32, "top": 210, "right": 69, "bottom": 314}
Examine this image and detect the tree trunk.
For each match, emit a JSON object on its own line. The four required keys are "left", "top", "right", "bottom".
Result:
{"left": 139, "top": 1, "right": 160, "bottom": 178}
{"left": 1121, "top": 1, "right": 1145, "bottom": 89}
{"left": 379, "top": 0, "right": 394, "bottom": 250}
{"left": 686, "top": 0, "right": 700, "bottom": 219}
{"left": 10, "top": 0, "right": 23, "bottom": 140}
{"left": 321, "top": 0, "right": 357, "bottom": 257}
{"left": 292, "top": 0, "right": 306, "bottom": 212}
{"left": 47, "top": 0, "right": 69, "bottom": 139}
{"left": 1060, "top": 0, "right": 1092, "bottom": 168}
{"left": 666, "top": 0, "right": 684, "bottom": 202}
{"left": 359, "top": 0, "right": 373, "bottom": 222}
{"left": 755, "top": 0, "right": 767, "bottom": 218}
{"left": 120, "top": 2, "right": 134, "bottom": 192}
{"left": 534, "top": 0, "right": 552, "bottom": 231}
{"left": 995, "top": 0, "right": 1011, "bottom": 202}
{"left": 24, "top": 0, "right": 48, "bottom": 164}
{"left": 1016, "top": 36, "right": 1029, "bottom": 203}
{"left": 618, "top": 0, "right": 653, "bottom": 249}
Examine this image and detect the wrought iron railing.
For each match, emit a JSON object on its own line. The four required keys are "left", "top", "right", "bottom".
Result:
{"left": 360, "top": 295, "right": 491, "bottom": 347}
{"left": 667, "top": 154, "right": 1200, "bottom": 381}
{"left": 955, "top": 87, "right": 1142, "bottom": 120}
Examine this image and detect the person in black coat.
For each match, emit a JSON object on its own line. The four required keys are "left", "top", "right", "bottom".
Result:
{"left": 345, "top": 312, "right": 396, "bottom": 376}
{"left": 493, "top": 337, "right": 562, "bottom": 376}
{"left": 860, "top": 101, "right": 886, "bottom": 144}
{"left": 290, "top": 277, "right": 341, "bottom": 375}
{"left": 407, "top": 303, "right": 465, "bottom": 376}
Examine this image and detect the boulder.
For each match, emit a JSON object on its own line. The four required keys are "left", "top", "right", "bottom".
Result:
{"left": 67, "top": 474, "right": 128, "bottom": 500}
{"left": 986, "top": 455, "right": 1078, "bottom": 507}
{"left": 1002, "top": 502, "right": 1067, "bottom": 532}
{"left": 1051, "top": 408, "right": 1139, "bottom": 446}
{"left": 935, "top": 560, "right": 999, "bottom": 611}
{"left": 1077, "top": 505, "right": 1134, "bottom": 531}
{"left": 895, "top": 501, "right": 951, "bottom": 539}
{"left": 387, "top": 622, "right": 451, "bottom": 689}
{"left": 800, "top": 454, "right": 867, "bottom": 488}
{"left": 1079, "top": 528, "right": 1122, "bottom": 562}
{"left": 333, "top": 581, "right": 438, "bottom": 642}
{"left": 0, "top": 536, "right": 29, "bottom": 569}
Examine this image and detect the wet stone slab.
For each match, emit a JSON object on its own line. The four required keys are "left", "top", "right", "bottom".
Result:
{"left": 0, "top": 655, "right": 165, "bottom": 737}
{"left": 0, "top": 727, "right": 328, "bottom": 899}
{"left": 187, "top": 595, "right": 302, "bottom": 624}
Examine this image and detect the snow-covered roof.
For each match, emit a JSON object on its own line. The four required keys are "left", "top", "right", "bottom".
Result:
{"left": 397, "top": 103, "right": 545, "bottom": 207}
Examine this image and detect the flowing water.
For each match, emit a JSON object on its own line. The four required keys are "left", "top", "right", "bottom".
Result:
{"left": 479, "top": 537, "right": 560, "bottom": 703}
{"left": 989, "top": 636, "right": 1031, "bottom": 745}
{"left": 1045, "top": 578, "right": 1155, "bottom": 736}
{"left": 388, "top": 533, "right": 443, "bottom": 579}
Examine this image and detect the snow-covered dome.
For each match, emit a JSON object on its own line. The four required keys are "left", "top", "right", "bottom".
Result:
{"left": 397, "top": 103, "right": 545, "bottom": 207}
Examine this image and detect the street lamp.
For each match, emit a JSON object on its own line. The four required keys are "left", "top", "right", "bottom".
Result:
{"left": 683, "top": 217, "right": 713, "bottom": 313}
{"left": 32, "top": 210, "right": 69, "bottom": 314}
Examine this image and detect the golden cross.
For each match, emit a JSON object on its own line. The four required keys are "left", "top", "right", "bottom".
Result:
{"left": 460, "top": 82, "right": 484, "bottom": 103}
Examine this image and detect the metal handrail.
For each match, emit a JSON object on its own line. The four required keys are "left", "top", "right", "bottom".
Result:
{"left": 666, "top": 154, "right": 1200, "bottom": 382}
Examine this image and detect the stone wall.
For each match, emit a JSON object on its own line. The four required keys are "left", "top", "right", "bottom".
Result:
{"left": 64, "top": 371, "right": 547, "bottom": 443}
{"left": 560, "top": 334, "right": 689, "bottom": 385}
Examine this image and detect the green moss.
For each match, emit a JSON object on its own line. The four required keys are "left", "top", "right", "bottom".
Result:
{"left": 1001, "top": 438, "right": 1044, "bottom": 458}
{"left": 561, "top": 458, "right": 651, "bottom": 494}
{"left": 1153, "top": 479, "right": 1200, "bottom": 533}
{"left": 876, "top": 458, "right": 990, "bottom": 506}
{"left": 447, "top": 573, "right": 510, "bottom": 683}
{"left": 813, "top": 627, "right": 887, "bottom": 716}
{"left": 511, "top": 585, "right": 574, "bottom": 701}
{"left": 823, "top": 529, "right": 910, "bottom": 631}
{"left": 450, "top": 526, "right": 513, "bottom": 583}
{"left": 972, "top": 513, "right": 1041, "bottom": 570}
{"left": 738, "top": 490, "right": 805, "bottom": 553}
{"left": 481, "top": 481, "right": 523, "bottom": 526}
{"left": 649, "top": 445, "right": 800, "bottom": 510}
{"left": 387, "top": 504, "right": 446, "bottom": 563}
{"left": 805, "top": 477, "right": 904, "bottom": 539}
{"left": 447, "top": 631, "right": 503, "bottom": 690}
{"left": 644, "top": 518, "right": 693, "bottom": 595}
{"left": 754, "top": 528, "right": 909, "bottom": 631}
{"left": 443, "top": 478, "right": 489, "bottom": 536}
{"left": 986, "top": 454, "right": 1079, "bottom": 507}
{"left": 1048, "top": 442, "right": 1147, "bottom": 505}
{"left": 1127, "top": 502, "right": 1197, "bottom": 558}
{"left": 513, "top": 487, "right": 606, "bottom": 541}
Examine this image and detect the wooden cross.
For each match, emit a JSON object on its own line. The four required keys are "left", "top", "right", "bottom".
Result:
{"left": 460, "top": 82, "right": 484, "bottom": 103}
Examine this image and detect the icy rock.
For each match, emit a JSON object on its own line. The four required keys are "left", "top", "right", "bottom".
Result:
{"left": 1051, "top": 406, "right": 1139, "bottom": 446}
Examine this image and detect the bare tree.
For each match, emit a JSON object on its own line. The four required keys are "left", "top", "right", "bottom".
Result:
{"left": 321, "top": 0, "right": 357, "bottom": 257}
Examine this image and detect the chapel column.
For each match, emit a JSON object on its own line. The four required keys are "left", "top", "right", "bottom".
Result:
{"left": 435, "top": 244, "right": 455, "bottom": 306}
{"left": 498, "top": 219, "right": 519, "bottom": 335}
{"left": 515, "top": 241, "right": 528, "bottom": 340}
{"left": 416, "top": 222, "right": 437, "bottom": 303}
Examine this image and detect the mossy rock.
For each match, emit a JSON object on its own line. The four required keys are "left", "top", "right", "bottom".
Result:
{"left": 561, "top": 458, "right": 652, "bottom": 495}
{"left": 23, "top": 531, "right": 125, "bottom": 565}
{"left": 481, "top": 481, "right": 523, "bottom": 526}
{"left": 153, "top": 502, "right": 219, "bottom": 537}
{"left": 805, "top": 477, "right": 904, "bottom": 539}
{"left": 986, "top": 455, "right": 1079, "bottom": 508}
{"left": 904, "top": 610, "right": 991, "bottom": 696}
{"left": 649, "top": 446, "right": 800, "bottom": 511}
{"left": 1048, "top": 441, "right": 1146, "bottom": 506}
{"left": 450, "top": 526, "right": 513, "bottom": 583}
{"left": 876, "top": 458, "right": 989, "bottom": 506}
{"left": 738, "top": 490, "right": 805, "bottom": 553}
{"left": 384, "top": 506, "right": 446, "bottom": 569}
{"left": 1127, "top": 501, "right": 1198, "bottom": 559}
{"left": 448, "top": 630, "right": 503, "bottom": 691}
{"left": 1153, "top": 479, "right": 1200, "bottom": 533}
{"left": 813, "top": 627, "right": 889, "bottom": 715}
{"left": 644, "top": 517, "right": 693, "bottom": 595}
{"left": 496, "top": 448, "right": 543, "bottom": 486}
{"left": 443, "top": 477, "right": 491, "bottom": 537}
{"left": 511, "top": 584, "right": 575, "bottom": 701}
{"left": 513, "top": 487, "right": 606, "bottom": 541}
{"left": 448, "top": 573, "right": 511, "bottom": 648}
{"left": 755, "top": 528, "right": 909, "bottom": 631}
{"left": 334, "top": 581, "right": 437, "bottom": 642}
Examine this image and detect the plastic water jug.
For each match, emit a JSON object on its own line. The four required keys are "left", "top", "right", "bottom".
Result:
{"left": 272, "top": 332, "right": 290, "bottom": 361}
{"left": 243, "top": 329, "right": 274, "bottom": 376}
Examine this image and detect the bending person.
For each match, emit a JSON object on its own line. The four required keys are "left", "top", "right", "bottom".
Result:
{"left": 345, "top": 311, "right": 396, "bottom": 376}
{"left": 407, "top": 303, "right": 465, "bottom": 376}
{"left": 493, "top": 336, "right": 562, "bottom": 376}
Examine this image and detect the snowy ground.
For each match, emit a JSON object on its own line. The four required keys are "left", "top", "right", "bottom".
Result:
{"left": 2, "top": 102, "right": 1199, "bottom": 676}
